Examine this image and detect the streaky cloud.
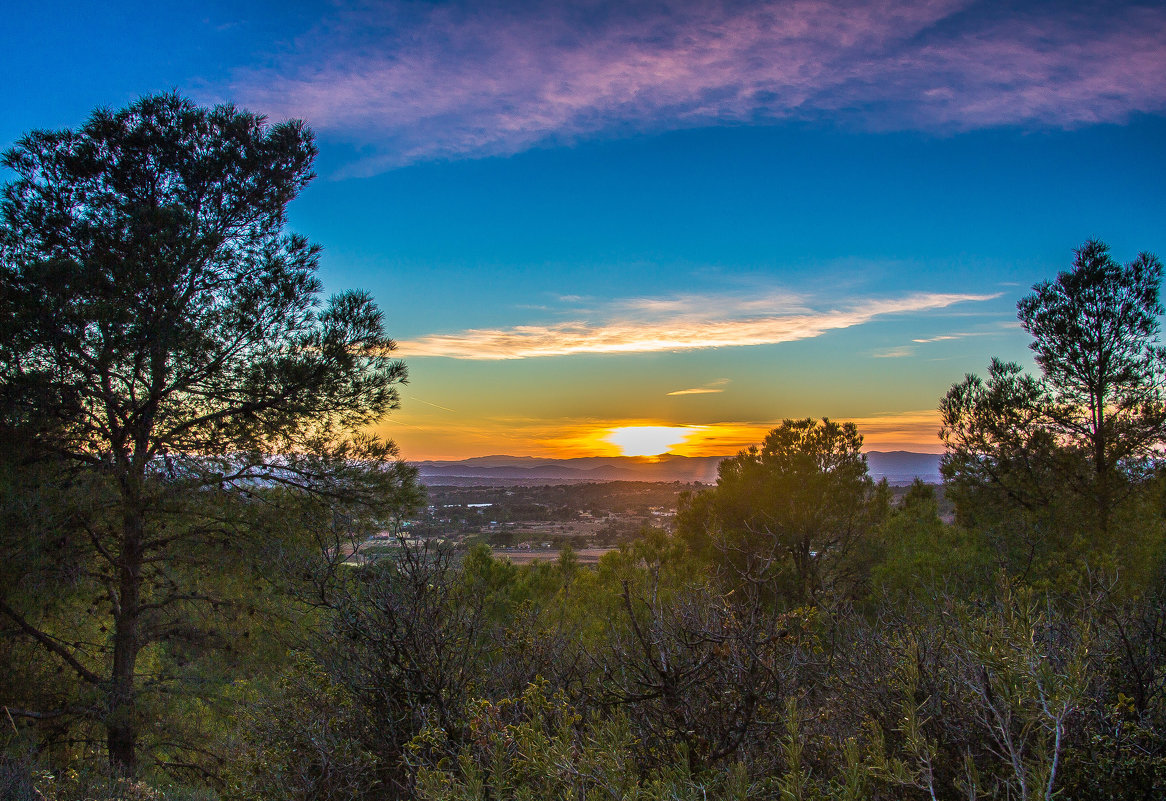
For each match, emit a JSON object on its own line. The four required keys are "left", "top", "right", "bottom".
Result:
{"left": 873, "top": 346, "right": 916, "bottom": 359}
{"left": 668, "top": 378, "right": 731, "bottom": 396}
{"left": 398, "top": 290, "right": 1000, "bottom": 360}
{"left": 220, "top": 0, "right": 1166, "bottom": 172}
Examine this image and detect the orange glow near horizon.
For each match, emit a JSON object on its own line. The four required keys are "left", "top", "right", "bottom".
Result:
{"left": 377, "top": 410, "right": 945, "bottom": 461}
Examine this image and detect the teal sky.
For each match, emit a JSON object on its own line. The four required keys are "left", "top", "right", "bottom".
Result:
{"left": 3, "top": 1, "right": 1164, "bottom": 458}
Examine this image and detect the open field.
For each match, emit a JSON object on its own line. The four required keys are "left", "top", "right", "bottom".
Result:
{"left": 491, "top": 547, "right": 615, "bottom": 564}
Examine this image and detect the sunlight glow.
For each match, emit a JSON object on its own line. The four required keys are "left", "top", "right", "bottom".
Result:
{"left": 379, "top": 411, "right": 946, "bottom": 460}
{"left": 605, "top": 426, "right": 699, "bottom": 457}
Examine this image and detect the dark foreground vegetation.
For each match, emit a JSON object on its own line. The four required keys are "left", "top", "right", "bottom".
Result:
{"left": 2, "top": 96, "right": 1164, "bottom": 800}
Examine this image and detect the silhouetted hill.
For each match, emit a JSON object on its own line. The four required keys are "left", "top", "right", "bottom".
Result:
{"left": 412, "top": 452, "right": 941, "bottom": 486}
{"left": 864, "top": 451, "right": 943, "bottom": 484}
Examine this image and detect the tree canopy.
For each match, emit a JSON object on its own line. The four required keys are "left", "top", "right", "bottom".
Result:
{"left": 677, "top": 418, "right": 884, "bottom": 605}
{"left": 942, "top": 239, "right": 1166, "bottom": 577}
{"left": 0, "top": 94, "right": 420, "bottom": 773}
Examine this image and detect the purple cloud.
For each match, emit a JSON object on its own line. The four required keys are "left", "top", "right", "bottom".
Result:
{"left": 221, "top": 0, "right": 1166, "bottom": 171}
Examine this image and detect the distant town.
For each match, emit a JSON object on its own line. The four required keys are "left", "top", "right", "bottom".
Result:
{"left": 361, "top": 470, "right": 953, "bottom": 565}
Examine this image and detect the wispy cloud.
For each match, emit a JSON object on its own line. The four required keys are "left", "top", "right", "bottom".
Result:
{"left": 667, "top": 378, "right": 731, "bottom": 396}
{"left": 220, "top": 0, "right": 1166, "bottom": 171}
{"left": 398, "top": 289, "right": 999, "bottom": 359}
{"left": 873, "top": 346, "right": 916, "bottom": 359}
{"left": 403, "top": 394, "right": 458, "bottom": 414}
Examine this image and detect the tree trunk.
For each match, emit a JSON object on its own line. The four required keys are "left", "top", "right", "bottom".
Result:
{"left": 108, "top": 483, "right": 144, "bottom": 773}
{"left": 1092, "top": 390, "right": 1110, "bottom": 541}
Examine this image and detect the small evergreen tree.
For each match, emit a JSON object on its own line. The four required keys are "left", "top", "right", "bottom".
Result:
{"left": 678, "top": 418, "right": 885, "bottom": 605}
{"left": 942, "top": 240, "right": 1166, "bottom": 579}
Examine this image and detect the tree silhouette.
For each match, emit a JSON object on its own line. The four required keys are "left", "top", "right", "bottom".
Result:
{"left": 943, "top": 239, "right": 1165, "bottom": 568}
{"left": 679, "top": 418, "right": 883, "bottom": 605}
{"left": 0, "top": 94, "right": 419, "bottom": 773}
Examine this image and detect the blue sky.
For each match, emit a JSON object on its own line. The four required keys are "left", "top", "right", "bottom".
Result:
{"left": 3, "top": 1, "right": 1164, "bottom": 457}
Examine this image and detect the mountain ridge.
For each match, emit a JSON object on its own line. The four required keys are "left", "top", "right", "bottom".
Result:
{"left": 411, "top": 451, "right": 942, "bottom": 485}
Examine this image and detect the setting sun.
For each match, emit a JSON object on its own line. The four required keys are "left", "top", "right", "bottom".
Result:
{"left": 605, "top": 425, "right": 699, "bottom": 456}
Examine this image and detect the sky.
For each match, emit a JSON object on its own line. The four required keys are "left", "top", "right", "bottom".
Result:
{"left": 2, "top": 0, "right": 1164, "bottom": 459}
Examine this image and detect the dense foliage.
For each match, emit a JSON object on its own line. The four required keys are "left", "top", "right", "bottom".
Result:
{"left": 1, "top": 96, "right": 1163, "bottom": 800}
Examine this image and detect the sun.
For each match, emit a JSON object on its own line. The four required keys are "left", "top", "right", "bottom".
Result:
{"left": 605, "top": 425, "right": 696, "bottom": 457}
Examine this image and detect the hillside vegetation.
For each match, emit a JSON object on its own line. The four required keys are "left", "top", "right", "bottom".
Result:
{"left": 2, "top": 96, "right": 1163, "bottom": 800}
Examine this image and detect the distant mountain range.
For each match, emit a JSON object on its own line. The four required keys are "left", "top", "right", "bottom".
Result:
{"left": 411, "top": 452, "right": 942, "bottom": 486}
